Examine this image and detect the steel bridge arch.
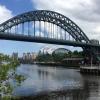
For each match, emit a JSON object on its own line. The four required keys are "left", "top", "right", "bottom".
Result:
{"left": 0, "top": 10, "right": 90, "bottom": 43}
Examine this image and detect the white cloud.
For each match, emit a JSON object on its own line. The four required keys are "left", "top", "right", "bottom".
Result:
{"left": 32, "top": 21, "right": 74, "bottom": 41}
{"left": 32, "top": 0, "right": 100, "bottom": 42}
{"left": 94, "top": 26, "right": 100, "bottom": 33}
{"left": 35, "top": 31, "right": 44, "bottom": 37}
{"left": 0, "top": 5, "right": 13, "bottom": 24}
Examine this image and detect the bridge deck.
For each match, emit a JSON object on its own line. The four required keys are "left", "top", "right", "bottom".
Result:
{"left": 0, "top": 32, "right": 100, "bottom": 48}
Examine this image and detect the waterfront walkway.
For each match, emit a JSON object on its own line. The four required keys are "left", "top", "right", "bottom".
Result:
{"left": 80, "top": 66, "right": 100, "bottom": 75}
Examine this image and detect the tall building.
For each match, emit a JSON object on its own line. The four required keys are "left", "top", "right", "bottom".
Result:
{"left": 22, "top": 52, "right": 37, "bottom": 63}
{"left": 31, "top": 52, "right": 37, "bottom": 60}
{"left": 12, "top": 52, "right": 18, "bottom": 59}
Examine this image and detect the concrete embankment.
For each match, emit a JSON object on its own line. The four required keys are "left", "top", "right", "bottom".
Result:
{"left": 80, "top": 66, "right": 100, "bottom": 75}
{"left": 35, "top": 62, "right": 80, "bottom": 68}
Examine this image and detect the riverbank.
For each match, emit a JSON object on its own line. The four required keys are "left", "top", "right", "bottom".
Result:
{"left": 80, "top": 66, "right": 100, "bottom": 75}
{"left": 35, "top": 62, "right": 80, "bottom": 68}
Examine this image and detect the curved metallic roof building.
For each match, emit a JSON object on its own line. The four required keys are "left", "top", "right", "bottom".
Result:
{"left": 52, "top": 48, "right": 70, "bottom": 54}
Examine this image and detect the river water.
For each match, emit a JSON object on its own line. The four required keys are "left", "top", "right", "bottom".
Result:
{"left": 12, "top": 64, "right": 100, "bottom": 100}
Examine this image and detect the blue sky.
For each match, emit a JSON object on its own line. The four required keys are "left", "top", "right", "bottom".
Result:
{"left": 1, "top": 0, "right": 99, "bottom": 56}
{"left": 0, "top": 0, "right": 34, "bottom": 15}
{"left": 0, "top": 0, "right": 45, "bottom": 56}
{"left": 0, "top": 0, "right": 44, "bottom": 56}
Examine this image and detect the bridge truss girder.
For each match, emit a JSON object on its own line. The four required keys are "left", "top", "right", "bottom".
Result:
{"left": 0, "top": 10, "right": 90, "bottom": 43}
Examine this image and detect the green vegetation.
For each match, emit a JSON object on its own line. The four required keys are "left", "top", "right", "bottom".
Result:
{"left": 0, "top": 53, "right": 25, "bottom": 100}
{"left": 37, "top": 51, "right": 53, "bottom": 62}
{"left": 36, "top": 50, "right": 84, "bottom": 62}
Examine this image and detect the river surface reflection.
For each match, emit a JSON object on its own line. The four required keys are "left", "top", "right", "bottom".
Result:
{"left": 13, "top": 64, "right": 100, "bottom": 100}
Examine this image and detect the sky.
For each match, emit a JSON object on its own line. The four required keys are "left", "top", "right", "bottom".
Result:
{"left": 0, "top": 0, "right": 100, "bottom": 56}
